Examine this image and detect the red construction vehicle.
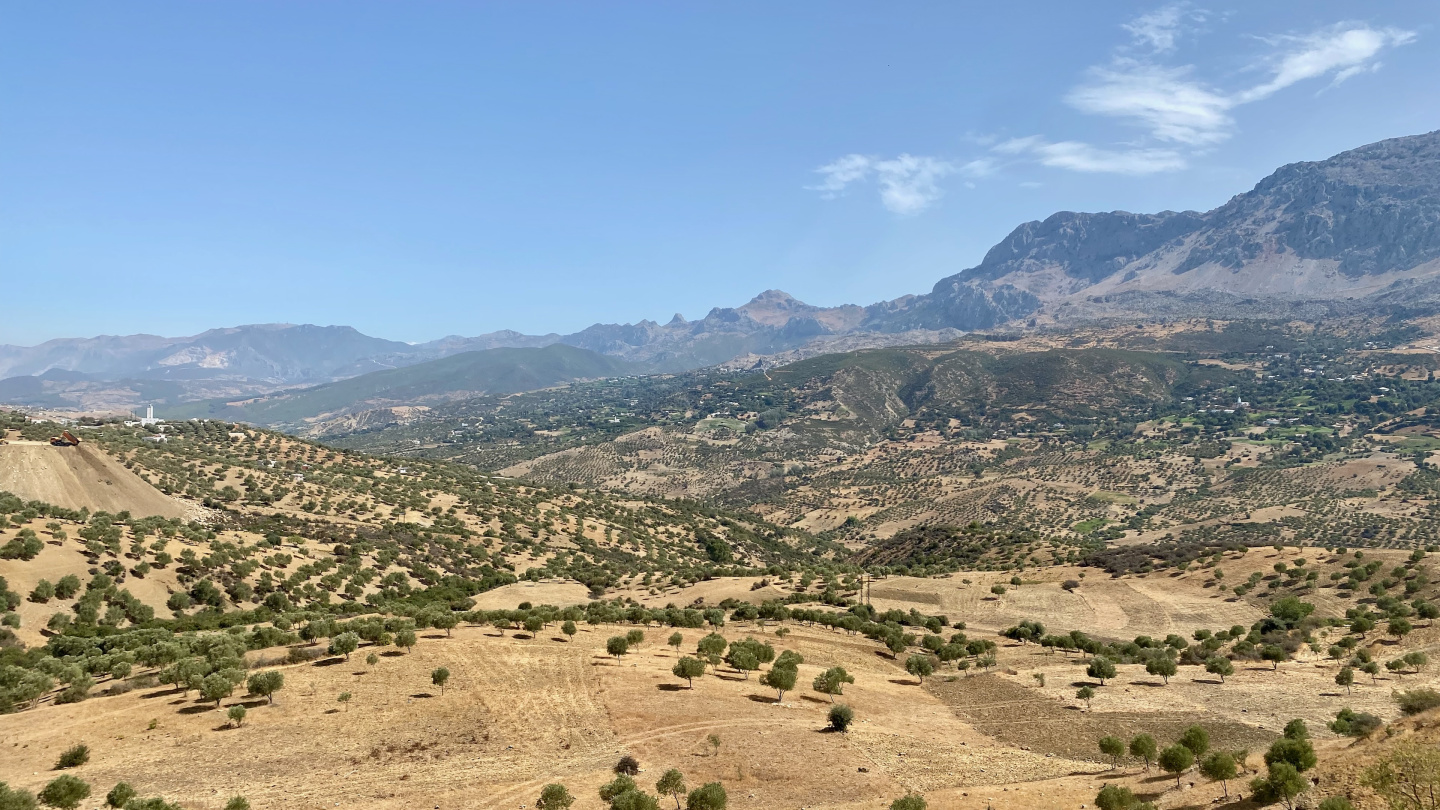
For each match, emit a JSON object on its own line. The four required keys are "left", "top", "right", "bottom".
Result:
{"left": 49, "top": 431, "right": 81, "bottom": 446}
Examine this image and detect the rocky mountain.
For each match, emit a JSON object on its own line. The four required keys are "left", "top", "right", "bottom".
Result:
{"left": 896, "top": 129, "right": 1440, "bottom": 327}
{"left": 5, "top": 129, "right": 1438, "bottom": 413}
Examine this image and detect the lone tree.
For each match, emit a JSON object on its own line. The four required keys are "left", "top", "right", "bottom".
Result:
{"left": 607, "top": 636, "right": 630, "bottom": 661}
{"left": 1200, "top": 751, "right": 1237, "bottom": 798}
{"left": 562, "top": 620, "right": 577, "bottom": 641}
{"left": 1262, "top": 645, "right": 1287, "bottom": 671}
{"left": 432, "top": 667, "right": 450, "bottom": 694}
{"left": 227, "top": 705, "right": 247, "bottom": 727}
{"left": 337, "top": 692, "right": 351, "bottom": 712}
{"left": 905, "top": 654, "right": 935, "bottom": 684}
{"left": 1206, "top": 656, "right": 1234, "bottom": 683}
{"left": 1146, "top": 656, "right": 1178, "bottom": 685}
{"left": 1087, "top": 657, "right": 1116, "bottom": 686}
{"left": 38, "top": 775, "right": 90, "bottom": 810}
{"left": 1336, "top": 667, "right": 1355, "bottom": 694}
{"left": 432, "top": 613, "right": 458, "bottom": 637}
{"left": 760, "top": 664, "right": 797, "bottom": 702}
{"left": 396, "top": 629, "right": 417, "bottom": 653}
{"left": 626, "top": 629, "right": 645, "bottom": 648}
{"left": 1159, "top": 744, "right": 1195, "bottom": 787}
{"left": 615, "top": 756, "right": 641, "bottom": 776}
{"left": 1099, "top": 736, "right": 1125, "bottom": 769}
{"left": 1076, "top": 686, "right": 1095, "bottom": 710}
{"left": 828, "top": 704, "right": 854, "bottom": 732}
{"left": 812, "top": 667, "right": 855, "bottom": 701}
{"left": 246, "top": 671, "right": 284, "bottom": 705}
{"left": 655, "top": 770, "right": 687, "bottom": 810}
{"left": 536, "top": 783, "right": 574, "bottom": 810}
{"left": 672, "top": 657, "right": 705, "bottom": 688}
{"left": 1129, "top": 734, "right": 1157, "bottom": 771}
{"left": 366, "top": 653, "right": 378, "bottom": 667}
{"left": 668, "top": 633, "right": 684, "bottom": 654}
{"left": 524, "top": 616, "right": 544, "bottom": 639}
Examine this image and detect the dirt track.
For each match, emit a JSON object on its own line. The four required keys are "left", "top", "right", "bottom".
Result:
{"left": 0, "top": 441, "right": 186, "bottom": 518}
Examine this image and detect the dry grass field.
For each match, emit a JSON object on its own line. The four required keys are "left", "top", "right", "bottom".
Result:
{"left": 0, "top": 441, "right": 188, "bottom": 519}
{"left": 5, "top": 588, "right": 1440, "bottom": 810}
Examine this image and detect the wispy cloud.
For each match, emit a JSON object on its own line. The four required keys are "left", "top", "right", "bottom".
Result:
{"left": 1234, "top": 24, "right": 1416, "bottom": 103}
{"left": 808, "top": 6, "right": 1417, "bottom": 202}
{"left": 1001, "top": 12, "right": 1416, "bottom": 173}
{"left": 1121, "top": 3, "right": 1207, "bottom": 54}
{"left": 809, "top": 154, "right": 993, "bottom": 215}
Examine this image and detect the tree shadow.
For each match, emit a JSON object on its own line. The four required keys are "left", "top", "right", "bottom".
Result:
{"left": 211, "top": 723, "right": 240, "bottom": 732}
{"left": 409, "top": 693, "right": 435, "bottom": 699}
{"left": 712, "top": 673, "right": 744, "bottom": 682}
{"left": 745, "top": 694, "right": 779, "bottom": 705}
{"left": 887, "top": 678, "right": 921, "bottom": 687}
{"left": 324, "top": 708, "right": 340, "bottom": 714}
{"left": 550, "top": 637, "right": 569, "bottom": 643}
{"left": 381, "top": 650, "right": 406, "bottom": 658}
{"left": 1127, "top": 680, "right": 1168, "bottom": 688}
{"left": 422, "top": 633, "right": 448, "bottom": 640}
{"left": 801, "top": 695, "right": 830, "bottom": 705}
{"left": 142, "top": 687, "right": 185, "bottom": 699}
{"left": 312, "top": 657, "right": 347, "bottom": 667}
{"left": 657, "top": 684, "right": 687, "bottom": 692}
{"left": 1192, "top": 678, "right": 1225, "bottom": 685}
{"left": 179, "top": 705, "right": 217, "bottom": 715}
{"left": 236, "top": 699, "right": 267, "bottom": 709}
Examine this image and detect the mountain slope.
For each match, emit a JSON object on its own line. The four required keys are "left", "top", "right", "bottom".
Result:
{"left": 171, "top": 343, "right": 644, "bottom": 428}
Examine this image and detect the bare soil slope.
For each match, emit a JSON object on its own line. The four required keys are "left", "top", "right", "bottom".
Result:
{"left": 0, "top": 441, "right": 186, "bottom": 518}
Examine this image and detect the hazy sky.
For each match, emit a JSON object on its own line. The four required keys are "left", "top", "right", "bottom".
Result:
{"left": 3, "top": 2, "right": 1437, "bottom": 345}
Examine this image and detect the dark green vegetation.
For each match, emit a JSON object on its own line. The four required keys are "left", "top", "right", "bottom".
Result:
{"left": 172, "top": 344, "right": 645, "bottom": 429}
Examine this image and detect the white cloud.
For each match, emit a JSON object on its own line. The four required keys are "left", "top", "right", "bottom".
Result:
{"left": 1066, "top": 62, "right": 1232, "bottom": 145}
{"left": 808, "top": 10, "right": 1418, "bottom": 198}
{"left": 808, "top": 153, "right": 973, "bottom": 214}
{"left": 1121, "top": 3, "right": 1206, "bottom": 53}
{"left": 1233, "top": 24, "right": 1415, "bottom": 104}
{"left": 808, "top": 154, "right": 874, "bottom": 198}
{"left": 1037, "top": 18, "right": 1416, "bottom": 173}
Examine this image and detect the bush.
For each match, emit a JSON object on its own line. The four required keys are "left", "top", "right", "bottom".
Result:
{"left": 223, "top": 798, "right": 249, "bottom": 810}
{"left": 37, "top": 775, "right": 89, "bottom": 810}
{"left": 828, "top": 704, "right": 854, "bottom": 732}
{"left": 1395, "top": 687, "right": 1440, "bottom": 716}
{"left": 0, "top": 783, "right": 38, "bottom": 810}
{"left": 106, "top": 783, "right": 136, "bottom": 809}
{"left": 536, "top": 784, "right": 574, "bottom": 810}
{"left": 1329, "top": 708, "right": 1383, "bottom": 737}
{"left": 55, "top": 745, "right": 89, "bottom": 770}
{"left": 615, "top": 755, "right": 640, "bottom": 776}
{"left": 889, "top": 795, "right": 926, "bottom": 810}
{"left": 686, "top": 782, "right": 727, "bottom": 810}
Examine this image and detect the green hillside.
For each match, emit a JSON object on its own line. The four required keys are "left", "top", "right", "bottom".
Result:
{"left": 172, "top": 344, "right": 644, "bottom": 427}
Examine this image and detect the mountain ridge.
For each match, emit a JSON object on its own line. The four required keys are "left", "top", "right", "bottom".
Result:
{"left": 5, "top": 129, "right": 1440, "bottom": 412}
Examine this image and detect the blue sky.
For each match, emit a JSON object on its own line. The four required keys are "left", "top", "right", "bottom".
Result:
{"left": 2, "top": 2, "right": 1436, "bottom": 346}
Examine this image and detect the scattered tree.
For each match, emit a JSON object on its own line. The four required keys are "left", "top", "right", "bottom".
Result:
{"left": 904, "top": 654, "right": 935, "bottom": 684}
{"left": 1146, "top": 656, "right": 1177, "bottom": 684}
{"left": 668, "top": 633, "right": 684, "bottom": 654}
{"left": 246, "top": 671, "right": 284, "bottom": 705}
{"left": 337, "top": 692, "right": 351, "bottom": 712}
{"left": 655, "top": 770, "right": 686, "bottom": 810}
{"left": 760, "top": 664, "right": 797, "bottom": 702}
{"left": 1087, "top": 657, "right": 1116, "bottom": 686}
{"left": 812, "top": 666, "right": 855, "bottom": 701}
{"left": 607, "top": 636, "right": 630, "bottom": 661}
{"left": 673, "top": 657, "right": 705, "bottom": 688}
{"left": 1336, "top": 667, "right": 1355, "bottom": 695}
{"left": 106, "top": 783, "right": 136, "bottom": 809}
{"left": 1076, "top": 686, "right": 1095, "bottom": 710}
{"left": 562, "top": 620, "right": 577, "bottom": 641}
{"left": 1361, "top": 739, "right": 1440, "bottom": 810}
{"left": 1205, "top": 656, "right": 1234, "bottom": 683}
{"left": 1178, "top": 725, "right": 1209, "bottom": 759}
{"left": 1129, "top": 734, "right": 1156, "bottom": 771}
{"left": 227, "top": 705, "right": 246, "bottom": 727}
{"left": 1200, "top": 751, "right": 1237, "bottom": 798}
{"left": 888, "top": 794, "right": 926, "bottom": 810}
{"left": 432, "top": 667, "right": 450, "bottom": 694}
{"left": 828, "top": 704, "right": 854, "bottom": 732}
{"left": 1099, "top": 735, "right": 1125, "bottom": 769}
{"left": 1158, "top": 745, "right": 1194, "bottom": 787}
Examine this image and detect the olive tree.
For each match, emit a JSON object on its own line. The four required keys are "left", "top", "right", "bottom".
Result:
{"left": 1158, "top": 745, "right": 1194, "bottom": 787}
{"left": 759, "top": 664, "right": 797, "bottom": 702}
{"left": 246, "top": 671, "right": 284, "bottom": 705}
{"left": 812, "top": 666, "right": 855, "bottom": 701}
{"left": 672, "top": 657, "right": 705, "bottom": 688}
{"left": 432, "top": 667, "right": 450, "bottom": 694}
{"left": 655, "top": 770, "right": 686, "bottom": 810}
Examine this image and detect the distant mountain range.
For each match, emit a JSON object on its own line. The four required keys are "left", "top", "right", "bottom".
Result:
{"left": 4, "top": 129, "right": 1439, "bottom": 414}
